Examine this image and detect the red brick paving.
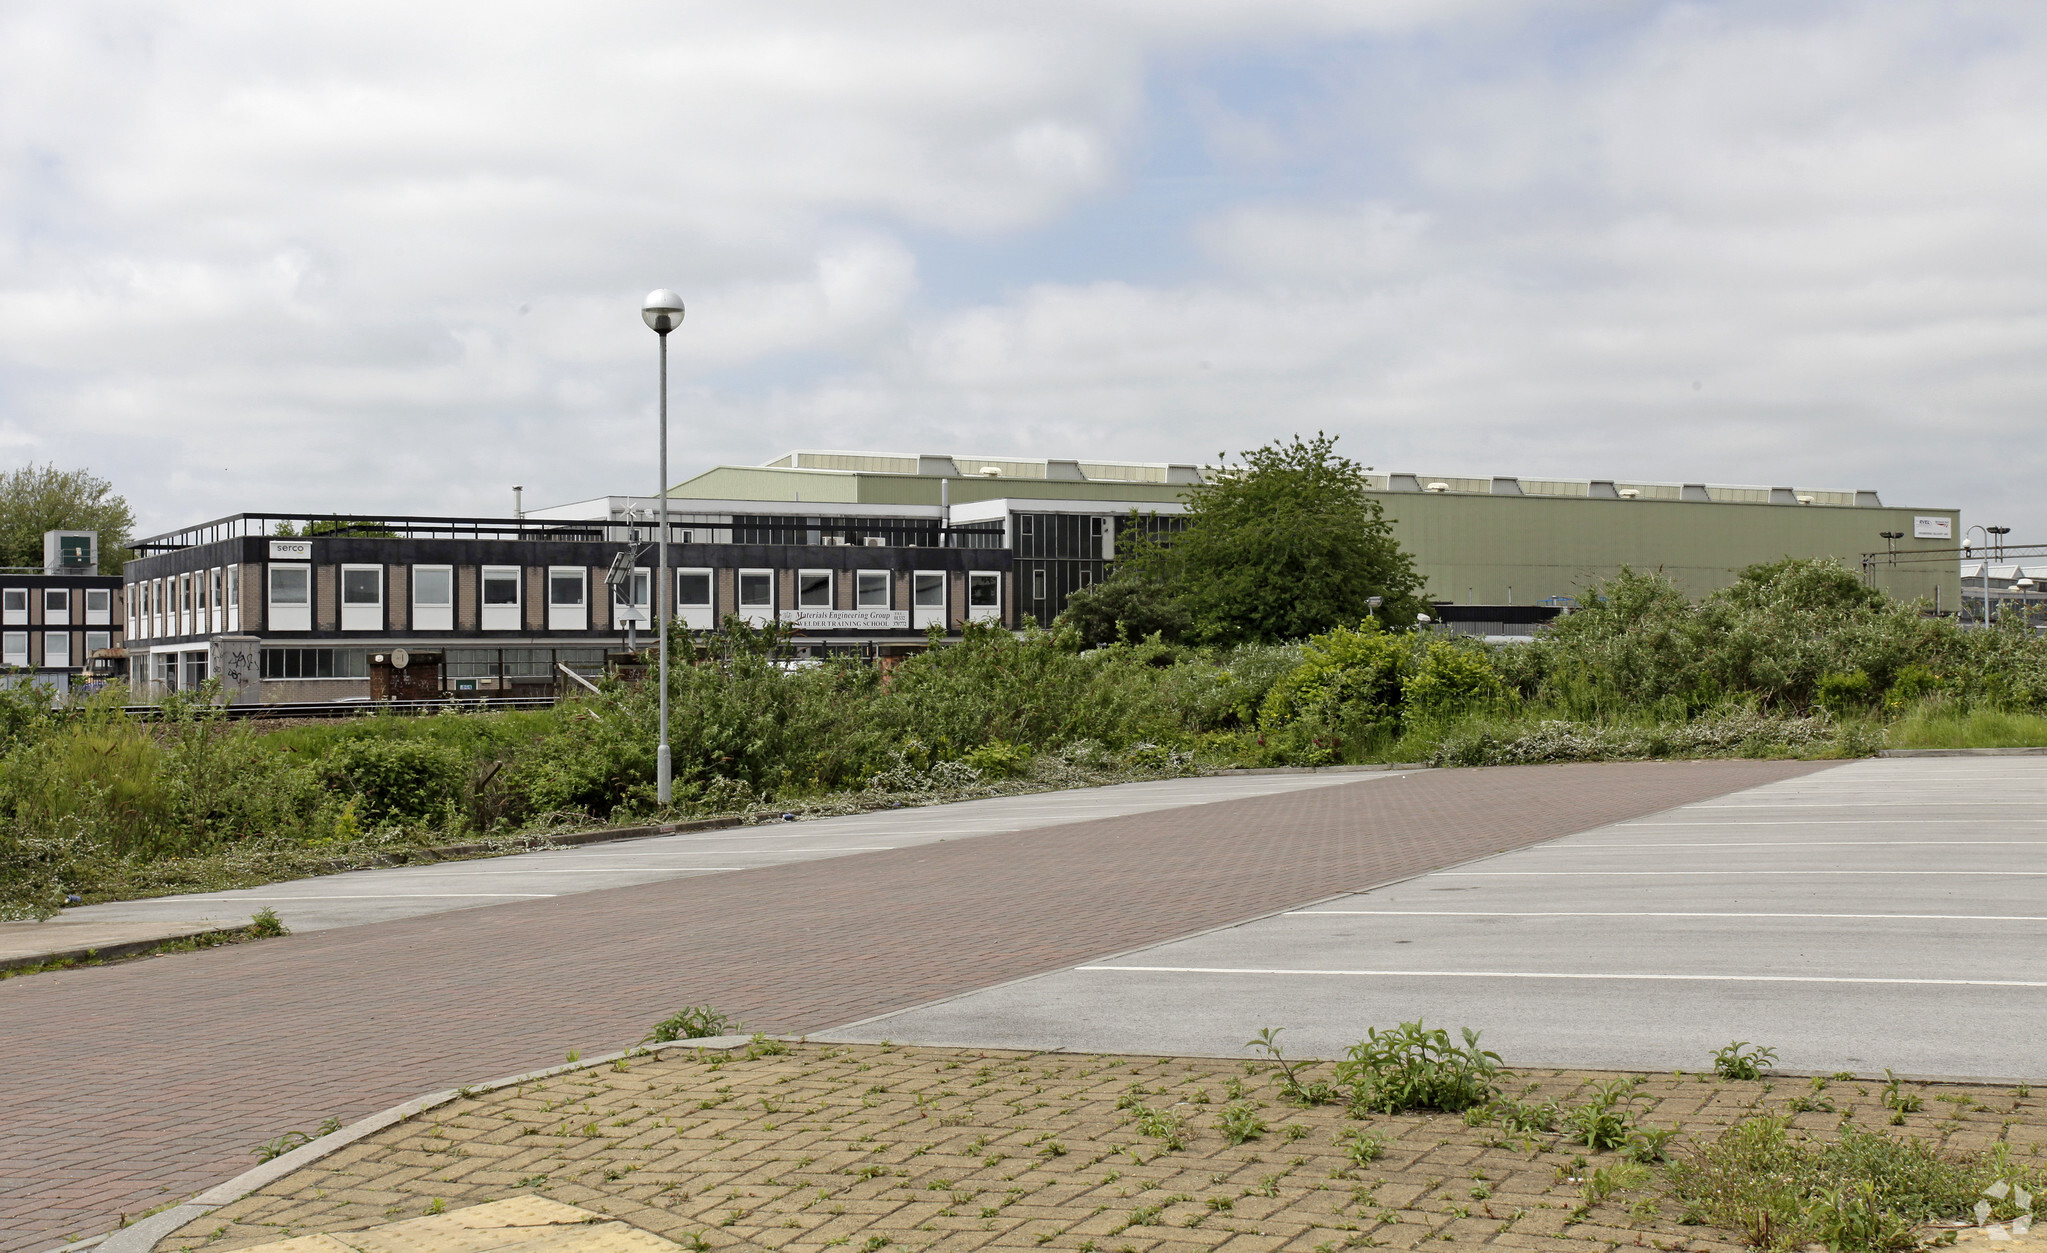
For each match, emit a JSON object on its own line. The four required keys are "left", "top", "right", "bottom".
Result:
{"left": 0, "top": 759, "right": 1830, "bottom": 1249}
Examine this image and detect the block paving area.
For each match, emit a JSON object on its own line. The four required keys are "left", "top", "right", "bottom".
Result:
{"left": 2, "top": 759, "right": 1827, "bottom": 1250}
{"left": 162, "top": 1040, "right": 2047, "bottom": 1253}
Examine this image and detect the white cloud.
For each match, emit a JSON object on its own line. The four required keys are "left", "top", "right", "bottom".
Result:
{"left": 0, "top": 0, "right": 2043, "bottom": 539}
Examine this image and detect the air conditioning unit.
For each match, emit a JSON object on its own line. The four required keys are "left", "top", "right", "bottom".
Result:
{"left": 822, "top": 536, "right": 847, "bottom": 546}
{"left": 863, "top": 537, "right": 886, "bottom": 546}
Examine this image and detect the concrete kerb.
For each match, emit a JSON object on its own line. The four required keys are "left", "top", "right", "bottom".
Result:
{"left": 0, "top": 924, "right": 253, "bottom": 975}
{"left": 79, "top": 1034, "right": 760, "bottom": 1253}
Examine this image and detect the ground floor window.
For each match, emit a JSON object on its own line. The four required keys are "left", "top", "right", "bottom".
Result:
{"left": 44, "top": 631, "right": 70, "bottom": 668}
{"left": 1, "top": 632, "right": 24, "bottom": 666}
{"left": 261, "top": 647, "right": 370, "bottom": 679}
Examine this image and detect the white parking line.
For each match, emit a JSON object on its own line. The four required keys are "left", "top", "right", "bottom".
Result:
{"left": 1076, "top": 965, "right": 2047, "bottom": 988}
{"left": 1287, "top": 910, "right": 2047, "bottom": 922}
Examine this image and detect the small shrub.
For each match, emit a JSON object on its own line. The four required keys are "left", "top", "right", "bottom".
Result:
{"left": 321, "top": 736, "right": 467, "bottom": 826}
{"left": 1334, "top": 1020, "right": 1502, "bottom": 1115}
{"left": 1712, "top": 1040, "right": 1777, "bottom": 1081}
{"left": 1341, "top": 1130, "right": 1386, "bottom": 1165}
{"left": 248, "top": 907, "right": 288, "bottom": 938}
{"left": 644, "top": 1006, "right": 733, "bottom": 1043}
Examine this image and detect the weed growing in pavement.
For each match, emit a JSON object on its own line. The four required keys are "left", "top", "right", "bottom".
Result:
{"left": 644, "top": 1005, "right": 733, "bottom": 1043}
{"left": 1129, "top": 1104, "right": 1190, "bottom": 1151}
{"left": 1786, "top": 1076, "right": 1838, "bottom": 1114}
{"left": 248, "top": 906, "right": 288, "bottom": 937}
{"left": 1341, "top": 1130, "right": 1386, "bottom": 1165}
{"left": 1217, "top": 1101, "right": 1267, "bottom": 1145}
{"left": 1334, "top": 1020, "right": 1502, "bottom": 1115}
{"left": 1881, "top": 1070, "right": 1925, "bottom": 1114}
{"left": 746, "top": 1033, "right": 789, "bottom": 1058}
{"left": 1489, "top": 1097, "right": 1559, "bottom": 1133}
{"left": 1667, "top": 1114, "right": 2047, "bottom": 1250}
{"left": 1249, "top": 1027, "right": 1339, "bottom": 1105}
{"left": 252, "top": 1116, "right": 343, "bottom": 1162}
{"left": 1712, "top": 1041, "right": 1777, "bottom": 1081}
{"left": 1564, "top": 1079, "right": 1643, "bottom": 1152}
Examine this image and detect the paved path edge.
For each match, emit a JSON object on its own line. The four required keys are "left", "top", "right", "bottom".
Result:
{"left": 0, "top": 925, "right": 251, "bottom": 975}
{"left": 77, "top": 1035, "right": 759, "bottom": 1253}
{"left": 1880, "top": 746, "right": 2047, "bottom": 757}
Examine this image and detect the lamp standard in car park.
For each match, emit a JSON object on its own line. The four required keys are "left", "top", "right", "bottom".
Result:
{"left": 642, "top": 289, "right": 686, "bottom": 807}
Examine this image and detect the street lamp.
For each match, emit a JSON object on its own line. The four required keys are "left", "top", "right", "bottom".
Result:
{"left": 642, "top": 288, "right": 686, "bottom": 807}
{"left": 1966, "top": 525, "right": 1997, "bottom": 628}
{"left": 1878, "top": 531, "right": 1903, "bottom": 564}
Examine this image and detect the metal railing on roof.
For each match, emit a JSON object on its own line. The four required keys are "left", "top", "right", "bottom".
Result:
{"left": 131, "top": 512, "right": 997, "bottom": 555}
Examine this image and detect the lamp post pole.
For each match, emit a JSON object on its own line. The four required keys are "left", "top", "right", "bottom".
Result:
{"left": 642, "top": 290, "right": 686, "bottom": 807}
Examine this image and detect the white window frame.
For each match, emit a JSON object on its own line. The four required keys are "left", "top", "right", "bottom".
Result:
{"left": 912, "top": 570, "right": 946, "bottom": 631}
{"left": 412, "top": 564, "right": 455, "bottom": 631}
{"left": 1032, "top": 568, "right": 1047, "bottom": 601}
{"left": 737, "top": 568, "right": 774, "bottom": 627}
{"left": 796, "top": 568, "right": 833, "bottom": 609}
{"left": 151, "top": 578, "right": 163, "bottom": 638}
{"left": 340, "top": 563, "right": 383, "bottom": 632}
{"left": 84, "top": 629, "right": 111, "bottom": 658}
{"left": 856, "top": 569, "right": 890, "bottom": 609}
{"left": 209, "top": 567, "right": 225, "bottom": 634}
{"left": 226, "top": 564, "right": 240, "bottom": 631}
{"left": 44, "top": 630, "right": 70, "bottom": 669}
{"left": 179, "top": 572, "right": 192, "bottom": 636}
{"left": 546, "top": 566, "right": 588, "bottom": 631}
{"left": 44, "top": 588, "right": 70, "bottom": 626}
{"left": 84, "top": 587, "right": 111, "bottom": 626}
{"left": 1, "top": 588, "right": 25, "bottom": 626}
{"left": 1, "top": 631, "right": 25, "bottom": 667}
{"left": 676, "top": 568, "right": 714, "bottom": 630}
{"left": 967, "top": 571, "right": 1002, "bottom": 622}
{"left": 609, "top": 567, "right": 652, "bottom": 629}
{"left": 268, "top": 564, "right": 312, "bottom": 632}
{"left": 481, "top": 565, "right": 523, "bottom": 631}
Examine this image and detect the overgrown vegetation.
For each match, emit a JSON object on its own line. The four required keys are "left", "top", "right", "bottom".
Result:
{"left": 11, "top": 544, "right": 2047, "bottom": 915}
{"left": 1667, "top": 1115, "right": 2042, "bottom": 1250}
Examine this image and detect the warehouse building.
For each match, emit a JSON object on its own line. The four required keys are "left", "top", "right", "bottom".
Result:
{"left": 536, "top": 451, "right": 1962, "bottom": 626}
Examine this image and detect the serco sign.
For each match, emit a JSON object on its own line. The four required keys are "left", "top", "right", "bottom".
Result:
{"left": 777, "top": 609, "right": 911, "bottom": 630}
{"left": 268, "top": 540, "right": 313, "bottom": 559}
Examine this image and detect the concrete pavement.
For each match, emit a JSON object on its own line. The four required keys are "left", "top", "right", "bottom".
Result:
{"left": 0, "top": 759, "right": 1816, "bottom": 1253}
{"left": 825, "top": 757, "right": 2047, "bottom": 1079}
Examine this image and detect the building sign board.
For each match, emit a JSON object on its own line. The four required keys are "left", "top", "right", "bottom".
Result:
{"left": 269, "top": 540, "right": 313, "bottom": 559}
{"left": 1913, "top": 516, "right": 1953, "bottom": 540}
{"left": 777, "top": 608, "right": 911, "bottom": 630}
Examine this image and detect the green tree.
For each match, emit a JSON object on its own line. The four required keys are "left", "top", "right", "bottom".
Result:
{"left": 1122, "top": 432, "right": 1427, "bottom": 644}
{"left": 1057, "top": 576, "right": 1191, "bottom": 648}
{"left": 0, "top": 464, "right": 135, "bottom": 573}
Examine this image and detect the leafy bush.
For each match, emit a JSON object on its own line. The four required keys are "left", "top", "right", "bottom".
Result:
{"left": 1402, "top": 640, "right": 1509, "bottom": 718}
{"left": 644, "top": 1005, "right": 733, "bottom": 1042}
{"left": 1334, "top": 1020, "right": 1502, "bottom": 1115}
{"left": 321, "top": 736, "right": 468, "bottom": 826}
{"left": 1712, "top": 1040, "right": 1777, "bottom": 1081}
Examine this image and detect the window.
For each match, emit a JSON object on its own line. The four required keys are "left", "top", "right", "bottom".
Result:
{"left": 226, "top": 564, "right": 240, "bottom": 630}
{"left": 856, "top": 570, "right": 889, "bottom": 609}
{"left": 1019, "top": 514, "right": 1033, "bottom": 536}
{"left": 181, "top": 650, "right": 208, "bottom": 688}
{"left": 608, "top": 568, "right": 650, "bottom": 627}
{"left": 341, "top": 564, "right": 382, "bottom": 631}
{"left": 44, "top": 631, "right": 70, "bottom": 668}
{"left": 210, "top": 568, "right": 224, "bottom": 630}
{"left": 1032, "top": 568, "right": 1047, "bottom": 601}
{"left": 797, "top": 569, "right": 832, "bottom": 608}
{"left": 413, "top": 565, "right": 454, "bottom": 631}
{"left": 738, "top": 569, "right": 773, "bottom": 625}
{"left": 85, "top": 630, "right": 111, "bottom": 656}
{"left": 677, "top": 569, "right": 713, "bottom": 630}
{"left": 44, "top": 588, "right": 70, "bottom": 624}
{"left": 262, "top": 647, "right": 370, "bottom": 679}
{"left": 85, "top": 588, "right": 111, "bottom": 624}
{"left": 967, "top": 571, "right": 1001, "bottom": 621}
{"left": 481, "top": 566, "right": 521, "bottom": 631}
{"left": 547, "top": 566, "right": 587, "bottom": 630}
{"left": 1078, "top": 569, "right": 1093, "bottom": 587}
{"left": 268, "top": 564, "right": 312, "bottom": 631}
{"left": 2, "top": 589, "right": 24, "bottom": 625}
{"left": 912, "top": 571, "right": 946, "bottom": 630}
{"left": 1, "top": 632, "right": 25, "bottom": 666}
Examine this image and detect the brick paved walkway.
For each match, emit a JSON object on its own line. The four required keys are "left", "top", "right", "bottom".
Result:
{"left": 0, "top": 760, "right": 1828, "bottom": 1250}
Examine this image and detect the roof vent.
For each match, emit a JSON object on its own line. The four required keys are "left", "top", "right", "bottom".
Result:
{"left": 1797, "top": 494, "right": 1815, "bottom": 505}
{"left": 1618, "top": 488, "right": 1641, "bottom": 499}
{"left": 979, "top": 466, "right": 1002, "bottom": 477}
{"left": 1425, "top": 482, "right": 1450, "bottom": 493}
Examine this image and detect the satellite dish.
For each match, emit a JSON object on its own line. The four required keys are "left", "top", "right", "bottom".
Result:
{"left": 391, "top": 648, "right": 410, "bottom": 670}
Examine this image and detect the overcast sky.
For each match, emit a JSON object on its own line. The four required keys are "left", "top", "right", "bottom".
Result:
{"left": 2, "top": 1, "right": 2042, "bottom": 540}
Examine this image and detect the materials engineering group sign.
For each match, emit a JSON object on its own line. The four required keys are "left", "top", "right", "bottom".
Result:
{"left": 777, "top": 608, "right": 911, "bottom": 631}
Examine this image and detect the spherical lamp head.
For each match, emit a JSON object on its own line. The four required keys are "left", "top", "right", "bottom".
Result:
{"left": 642, "top": 289, "right": 686, "bottom": 335}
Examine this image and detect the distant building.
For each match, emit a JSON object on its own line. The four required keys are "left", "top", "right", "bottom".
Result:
{"left": 2, "top": 531, "right": 126, "bottom": 693}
